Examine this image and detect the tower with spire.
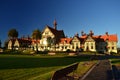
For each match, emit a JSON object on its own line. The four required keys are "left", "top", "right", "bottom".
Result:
{"left": 53, "top": 19, "right": 57, "bottom": 30}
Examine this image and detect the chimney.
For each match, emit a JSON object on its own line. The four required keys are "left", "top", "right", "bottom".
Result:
{"left": 105, "top": 32, "right": 109, "bottom": 36}
{"left": 81, "top": 30, "right": 84, "bottom": 36}
{"left": 27, "top": 35, "right": 30, "bottom": 40}
{"left": 76, "top": 32, "right": 79, "bottom": 37}
{"left": 89, "top": 30, "right": 94, "bottom": 36}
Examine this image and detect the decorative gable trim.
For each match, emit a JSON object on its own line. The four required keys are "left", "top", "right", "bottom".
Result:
{"left": 42, "top": 26, "right": 55, "bottom": 38}
{"left": 85, "top": 35, "right": 95, "bottom": 42}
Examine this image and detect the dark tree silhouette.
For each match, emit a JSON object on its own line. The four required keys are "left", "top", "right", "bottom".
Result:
{"left": 31, "top": 29, "right": 41, "bottom": 52}
{"left": 8, "top": 28, "right": 18, "bottom": 39}
{"left": 8, "top": 28, "right": 18, "bottom": 50}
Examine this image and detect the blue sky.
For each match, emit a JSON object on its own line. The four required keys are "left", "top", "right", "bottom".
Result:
{"left": 0, "top": 0, "right": 120, "bottom": 46}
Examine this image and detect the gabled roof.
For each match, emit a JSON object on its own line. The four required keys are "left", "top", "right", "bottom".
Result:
{"left": 42, "top": 25, "right": 65, "bottom": 44}
{"left": 79, "top": 34, "right": 118, "bottom": 42}
{"left": 59, "top": 33, "right": 118, "bottom": 45}
{"left": 46, "top": 26, "right": 65, "bottom": 38}
{"left": 73, "top": 36, "right": 81, "bottom": 41}
{"left": 83, "top": 35, "right": 95, "bottom": 43}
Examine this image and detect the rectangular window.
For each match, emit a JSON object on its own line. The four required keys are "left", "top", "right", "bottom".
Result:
{"left": 65, "top": 46, "right": 67, "bottom": 49}
{"left": 112, "top": 47, "right": 114, "bottom": 50}
{"left": 91, "top": 46, "right": 93, "bottom": 49}
{"left": 72, "top": 46, "right": 74, "bottom": 49}
{"left": 62, "top": 46, "right": 64, "bottom": 49}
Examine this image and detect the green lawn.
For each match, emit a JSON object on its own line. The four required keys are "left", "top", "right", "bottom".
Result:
{"left": 0, "top": 54, "right": 91, "bottom": 80}
{"left": 111, "top": 59, "right": 120, "bottom": 65}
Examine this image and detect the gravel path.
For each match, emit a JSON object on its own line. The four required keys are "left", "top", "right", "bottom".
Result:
{"left": 81, "top": 60, "right": 113, "bottom": 80}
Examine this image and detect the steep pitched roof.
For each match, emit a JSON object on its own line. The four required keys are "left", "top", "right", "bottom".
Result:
{"left": 47, "top": 26, "right": 65, "bottom": 38}
{"left": 42, "top": 25, "right": 65, "bottom": 44}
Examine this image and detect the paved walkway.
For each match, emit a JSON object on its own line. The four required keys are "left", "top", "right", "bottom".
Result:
{"left": 80, "top": 60, "right": 113, "bottom": 80}
{"left": 112, "top": 65, "right": 120, "bottom": 80}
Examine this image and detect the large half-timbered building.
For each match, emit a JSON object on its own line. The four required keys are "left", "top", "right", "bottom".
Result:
{"left": 8, "top": 20, "right": 118, "bottom": 53}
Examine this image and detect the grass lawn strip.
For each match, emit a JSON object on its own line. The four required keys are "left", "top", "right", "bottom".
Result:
{"left": 0, "top": 55, "right": 90, "bottom": 80}
{"left": 68, "top": 60, "right": 97, "bottom": 79}
{"left": 0, "top": 67, "right": 60, "bottom": 80}
{"left": 111, "top": 59, "right": 120, "bottom": 66}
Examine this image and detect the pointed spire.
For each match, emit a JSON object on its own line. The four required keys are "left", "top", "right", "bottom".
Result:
{"left": 53, "top": 19, "right": 57, "bottom": 30}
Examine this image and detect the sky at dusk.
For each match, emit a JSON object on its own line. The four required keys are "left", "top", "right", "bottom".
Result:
{"left": 0, "top": 0, "right": 120, "bottom": 46}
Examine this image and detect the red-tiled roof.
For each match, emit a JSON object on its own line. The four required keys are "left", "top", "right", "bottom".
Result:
{"left": 80, "top": 35, "right": 87, "bottom": 39}
{"left": 59, "top": 34, "right": 118, "bottom": 44}
{"left": 32, "top": 39, "right": 40, "bottom": 44}
{"left": 80, "top": 34, "right": 118, "bottom": 42}
{"left": 100, "top": 34, "right": 118, "bottom": 42}
{"left": 59, "top": 38, "right": 72, "bottom": 44}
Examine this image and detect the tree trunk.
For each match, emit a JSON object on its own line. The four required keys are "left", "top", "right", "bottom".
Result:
{"left": 36, "top": 39, "right": 38, "bottom": 53}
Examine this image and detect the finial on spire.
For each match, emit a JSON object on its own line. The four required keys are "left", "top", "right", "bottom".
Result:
{"left": 53, "top": 19, "right": 57, "bottom": 30}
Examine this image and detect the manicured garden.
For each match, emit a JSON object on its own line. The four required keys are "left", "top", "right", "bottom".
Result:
{"left": 0, "top": 54, "right": 96, "bottom": 80}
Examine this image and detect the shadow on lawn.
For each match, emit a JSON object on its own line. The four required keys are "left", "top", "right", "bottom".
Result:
{"left": 0, "top": 55, "right": 91, "bottom": 69}
{"left": 0, "top": 54, "right": 119, "bottom": 70}
{"left": 98, "top": 55, "right": 120, "bottom": 60}
{"left": 111, "top": 59, "right": 120, "bottom": 64}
